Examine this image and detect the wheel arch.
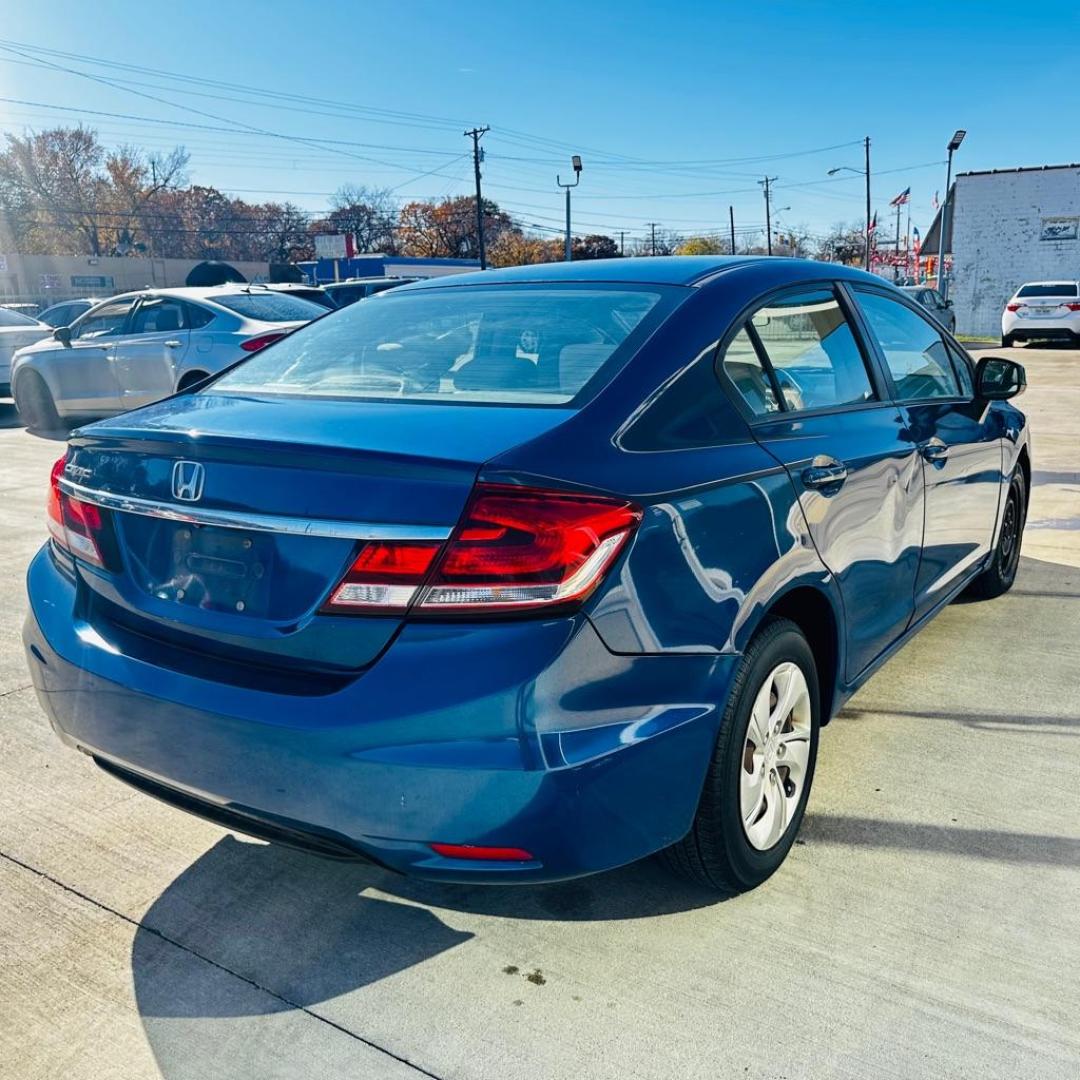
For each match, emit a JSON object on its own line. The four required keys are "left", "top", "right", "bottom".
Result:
{"left": 176, "top": 369, "right": 211, "bottom": 392}
{"left": 759, "top": 585, "right": 841, "bottom": 725}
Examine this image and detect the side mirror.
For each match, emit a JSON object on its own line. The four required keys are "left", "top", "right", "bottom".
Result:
{"left": 976, "top": 356, "right": 1026, "bottom": 400}
{"left": 52, "top": 325, "right": 72, "bottom": 347}
{"left": 944, "top": 299, "right": 953, "bottom": 308}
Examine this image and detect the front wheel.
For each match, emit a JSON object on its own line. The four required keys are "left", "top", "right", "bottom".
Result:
{"left": 967, "top": 467, "right": 1027, "bottom": 599}
{"left": 13, "top": 371, "right": 63, "bottom": 433}
{"left": 660, "top": 617, "right": 820, "bottom": 893}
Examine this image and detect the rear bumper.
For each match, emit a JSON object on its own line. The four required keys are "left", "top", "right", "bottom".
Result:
{"left": 24, "top": 545, "right": 738, "bottom": 882}
{"left": 1002, "top": 313, "right": 1080, "bottom": 339}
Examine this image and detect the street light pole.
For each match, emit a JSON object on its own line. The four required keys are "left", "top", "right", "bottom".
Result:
{"left": 557, "top": 155, "right": 583, "bottom": 262}
{"left": 937, "top": 129, "right": 966, "bottom": 298}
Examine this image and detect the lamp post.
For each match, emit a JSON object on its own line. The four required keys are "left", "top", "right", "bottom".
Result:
{"left": 937, "top": 129, "right": 966, "bottom": 298}
{"left": 557, "top": 155, "right": 583, "bottom": 262}
{"left": 828, "top": 135, "right": 871, "bottom": 269}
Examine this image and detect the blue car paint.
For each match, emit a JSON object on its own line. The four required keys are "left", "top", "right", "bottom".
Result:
{"left": 23, "top": 257, "right": 1029, "bottom": 882}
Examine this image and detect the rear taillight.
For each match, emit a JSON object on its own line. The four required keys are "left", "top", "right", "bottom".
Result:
{"left": 47, "top": 456, "right": 116, "bottom": 569}
{"left": 1006, "top": 303, "right": 1022, "bottom": 312}
{"left": 1065, "top": 302, "right": 1080, "bottom": 311}
{"left": 240, "top": 332, "right": 287, "bottom": 352}
{"left": 323, "top": 484, "right": 642, "bottom": 616}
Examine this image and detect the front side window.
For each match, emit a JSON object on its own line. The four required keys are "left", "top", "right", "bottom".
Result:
{"left": 854, "top": 289, "right": 959, "bottom": 401}
{"left": 747, "top": 288, "right": 875, "bottom": 412}
{"left": 72, "top": 298, "right": 136, "bottom": 340}
{"left": 212, "top": 285, "right": 667, "bottom": 406}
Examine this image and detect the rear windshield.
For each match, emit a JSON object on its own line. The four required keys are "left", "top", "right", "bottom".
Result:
{"left": 211, "top": 285, "right": 668, "bottom": 406}
{"left": 211, "top": 292, "right": 328, "bottom": 322}
{"left": 1017, "top": 283, "right": 1078, "bottom": 298}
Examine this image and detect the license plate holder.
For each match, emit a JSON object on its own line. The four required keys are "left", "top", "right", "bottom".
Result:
{"left": 165, "top": 525, "right": 274, "bottom": 615}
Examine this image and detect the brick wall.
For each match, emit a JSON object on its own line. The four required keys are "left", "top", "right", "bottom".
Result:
{"left": 952, "top": 166, "right": 1080, "bottom": 337}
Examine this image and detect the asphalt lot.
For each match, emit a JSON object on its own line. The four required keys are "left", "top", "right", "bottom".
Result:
{"left": 1, "top": 346, "right": 1078, "bottom": 1080}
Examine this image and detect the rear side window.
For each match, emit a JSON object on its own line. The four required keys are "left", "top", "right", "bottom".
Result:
{"left": 212, "top": 285, "right": 667, "bottom": 406}
{"left": 211, "top": 292, "right": 326, "bottom": 322}
{"left": 131, "top": 297, "right": 187, "bottom": 334}
{"left": 736, "top": 288, "right": 875, "bottom": 413}
{"left": 854, "top": 289, "right": 959, "bottom": 401}
{"left": 1017, "top": 283, "right": 1078, "bottom": 298}
{"left": 183, "top": 302, "right": 215, "bottom": 328}
{"left": 722, "top": 328, "right": 779, "bottom": 416}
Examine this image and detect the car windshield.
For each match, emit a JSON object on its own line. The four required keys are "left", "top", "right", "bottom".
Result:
{"left": 1017, "top": 283, "right": 1078, "bottom": 298}
{"left": 0, "top": 307, "right": 40, "bottom": 327}
{"left": 212, "top": 285, "right": 667, "bottom": 406}
{"left": 210, "top": 292, "right": 327, "bottom": 322}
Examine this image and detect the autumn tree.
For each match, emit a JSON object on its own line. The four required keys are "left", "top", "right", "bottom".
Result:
{"left": 317, "top": 184, "right": 397, "bottom": 253}
{"left": 571, "top": 234, "right": 619, "bottom": 260}
{"left": 489, "top": 231, "right": 561, "bottom": 267}
{"left": 675, "top": 235, "right": 730, "bottom": 256}
{"left": 397, "top": 196, "right": 515, "bottom": 259}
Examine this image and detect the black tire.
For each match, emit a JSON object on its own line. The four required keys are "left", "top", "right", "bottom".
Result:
{"left": 176, "top": 371, "right": 210, "bottom": 392}
{"left": 1002, "top": 334, "right": 1018, "bottom": 348}
{"left": 13, "top": 371, "right": 63, "bottom": 433}
{"left": 660, "top": 617, "right": 820, "bottom": 893}
{"left": 966, "top": 467, "right": 1027, "bottom": 599}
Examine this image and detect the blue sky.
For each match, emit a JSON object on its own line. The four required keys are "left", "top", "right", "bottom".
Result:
{"left": 0, "top": 0, "right": 1076, "bottom": 246}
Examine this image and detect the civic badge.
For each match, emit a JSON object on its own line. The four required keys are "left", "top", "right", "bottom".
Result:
{"left": 171, "top": 460, "right": 205, "bottom": 503}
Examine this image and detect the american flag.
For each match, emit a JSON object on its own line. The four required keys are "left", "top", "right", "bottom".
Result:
{"left": 889, "top": 187, "right": 911, "bottom": 208}
{"left": 931, "top": 191, "right": 940, "bottom": 210}
{"left": 867, "top": 211, "right": 878, "bottom": 235}
{"left": 912, "top": 226, "right": 921, "bottom": 256}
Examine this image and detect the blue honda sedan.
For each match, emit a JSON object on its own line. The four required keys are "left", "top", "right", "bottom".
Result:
{"left": 24, "top": 257, "right": 1029, "bottom": 892}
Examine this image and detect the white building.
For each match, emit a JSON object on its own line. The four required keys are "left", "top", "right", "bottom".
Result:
{"left": 948, "top": 163, "right": 1080, "bottom": 336}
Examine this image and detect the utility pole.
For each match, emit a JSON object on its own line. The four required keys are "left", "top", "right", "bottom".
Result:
{"left": 729, "top": 205, "right": 736, "bottom": 255}
{"left": 646, "top": 222, "right": 659, "bottom": 256}
{"left": 556, "top": 155, "right": 583, "bottom": 262}
{"left": 619, "top": 230, "right": 625, "bottom": 256}
{"left": 937, "top": 129, "right": 966, "bottom": 298}
{"left": 759, "top": 177, "right": 778, "bottom": 255}
{"left": 464, "top": 125, "right": 490, "bottom": 270}
{"left": 863, "top": 136, "right": 871, "bottom": 270}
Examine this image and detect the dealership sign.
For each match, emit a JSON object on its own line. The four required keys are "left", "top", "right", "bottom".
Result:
{"left": 314, "top": 233, "right": 349, "bottom": 259}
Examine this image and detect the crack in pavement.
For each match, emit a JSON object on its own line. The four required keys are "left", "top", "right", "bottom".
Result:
{"left": 0, "top": 848, "right": 446, "bottom": 1080}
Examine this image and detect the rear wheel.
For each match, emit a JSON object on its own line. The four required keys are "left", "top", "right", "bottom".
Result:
{"left": 1001, "top": 334, "right": 1014, "bottom": 348}
{"left": 661, "top": 617, "right": 820, "bottom": 893}
{"left": 176, "top": 371, "right": 210, "bottom": 392}
{"left": 967, "top": 467, "right": 1026, "bottom": 599}
{"left": 13, "top": 371, "right": 63, "bottom": 433}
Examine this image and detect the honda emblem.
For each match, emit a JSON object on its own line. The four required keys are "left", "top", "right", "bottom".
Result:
{"left": 171, "top": 460, "right": 205, "bottom": 503}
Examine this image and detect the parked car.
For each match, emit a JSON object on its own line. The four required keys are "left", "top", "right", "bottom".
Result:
{"left": 24, "top": 257, "right": 1029, "bottom": 893}
{"left": 899, "top": 285, "right": 956, "bottom": 333}
{"left": 259, "top": 283, "right": 336, "bottom": 309}
{"left": 1001, "top": 280, "right": 1080, "bottom": 346}
{"left": 0, "top": 307, "right": 53, "bottom": 397}
{"left": 324, "top": 276, "right": 419, "bottom": 308}
{"left": 11, "top": 285, "right": 326, "bottom": 430}
{"left": 37, "top": 298, "right": 102, "bottom": 328}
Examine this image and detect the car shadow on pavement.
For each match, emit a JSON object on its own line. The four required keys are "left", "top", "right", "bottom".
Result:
{"left": 0, "top": 401, "right": 68, "bottom": 439}
{"left": 130, "top": 834, "right": 724, "bottom": 1077}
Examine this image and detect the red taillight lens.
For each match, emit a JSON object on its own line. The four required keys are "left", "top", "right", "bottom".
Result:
{"left": 47, "top": 455, "right": 114, "bottom": 568}
{"left": 1065, "top": 302, "right": 1080, "bottom": 311}
{"left": 430, "top": 843, "right": 535, "bottom": 862}
{"left": 240, "top": 332, "right": 287, "bottom": 352}
{"left": 324, "top": 541, "right": 442, "bottom": 610}
{"left": 1006, "top": 303, "right": 1022, "bottom": 312}
{"left": 419, "top": 485, "right": 641, "bottom": 613}
{"left": 322, "top": 484, "right": 642, "bottom": 616}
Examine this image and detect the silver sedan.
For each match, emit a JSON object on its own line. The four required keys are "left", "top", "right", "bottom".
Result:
{"left": 11, "top": 285, "right": 326, "bottom": 431}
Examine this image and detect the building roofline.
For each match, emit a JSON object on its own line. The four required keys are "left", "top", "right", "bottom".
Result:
{"left": 958, "top": 163, "right": 1080, "bottom": 179}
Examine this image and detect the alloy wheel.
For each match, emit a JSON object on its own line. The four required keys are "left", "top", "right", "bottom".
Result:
{"left": 740, "top": 661, "right": 813, "bottom": 851}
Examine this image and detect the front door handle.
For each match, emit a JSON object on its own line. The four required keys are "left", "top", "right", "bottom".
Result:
{"left": 164, "top": 339, "right": 182, "bottom": 348}
{"left": 921, "top": 439, "right": 949, "bottom": 466}
{"left": 802, "top": 459, "right": 848, "bottom": 490}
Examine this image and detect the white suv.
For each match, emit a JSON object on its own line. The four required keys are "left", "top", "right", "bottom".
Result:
{"left": 1001, "top": 281, "right": 1080, "bottom": 347}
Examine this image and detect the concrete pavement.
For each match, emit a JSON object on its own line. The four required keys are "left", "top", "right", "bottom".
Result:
{"left": 1, "top": 347, "right": 1078, "bottom": 1080}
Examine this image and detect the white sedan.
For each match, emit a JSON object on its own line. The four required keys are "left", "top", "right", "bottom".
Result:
{"left": 0, "top": 307, "right": 53, "bottom": 397}
{"left": 11, "top": 285, "right": 326, "bottom": 431}
{"left": 1001, "top": 281, "right": 1080, "bottom": 347}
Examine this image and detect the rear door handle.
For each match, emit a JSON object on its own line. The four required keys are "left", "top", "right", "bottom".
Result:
{"left": 921, "top": 439, "right": 949, "bottom": 466}
{"left": 164, "top": 339, "right": 182, "bottom": 348}
{"left": 802, "top": 459, "right": 848, "bottom": 490}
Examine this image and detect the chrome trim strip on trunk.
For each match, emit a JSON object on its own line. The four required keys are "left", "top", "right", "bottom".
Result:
{"left": 56, "top": 478, "right": 453, "bottom": 541}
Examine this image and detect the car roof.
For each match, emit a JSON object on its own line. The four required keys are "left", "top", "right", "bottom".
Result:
{"left": 401, "top": 256, "right": 883, "bottom": 291}
{"left": 327, "top": 276, "right": 418, "bottom": 286}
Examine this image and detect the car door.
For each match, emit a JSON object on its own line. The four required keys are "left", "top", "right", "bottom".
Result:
{"left": 849, "top": 286, "right": 1002, "bottom": 619}
{"left": 720, "top": 285, "right": 923, "bottom": 680}
{"left": 110, "top": 295, "right": 191, "bottom": 409}
{"left": 52, "top": 297, "right": 137, "bottom": 413}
